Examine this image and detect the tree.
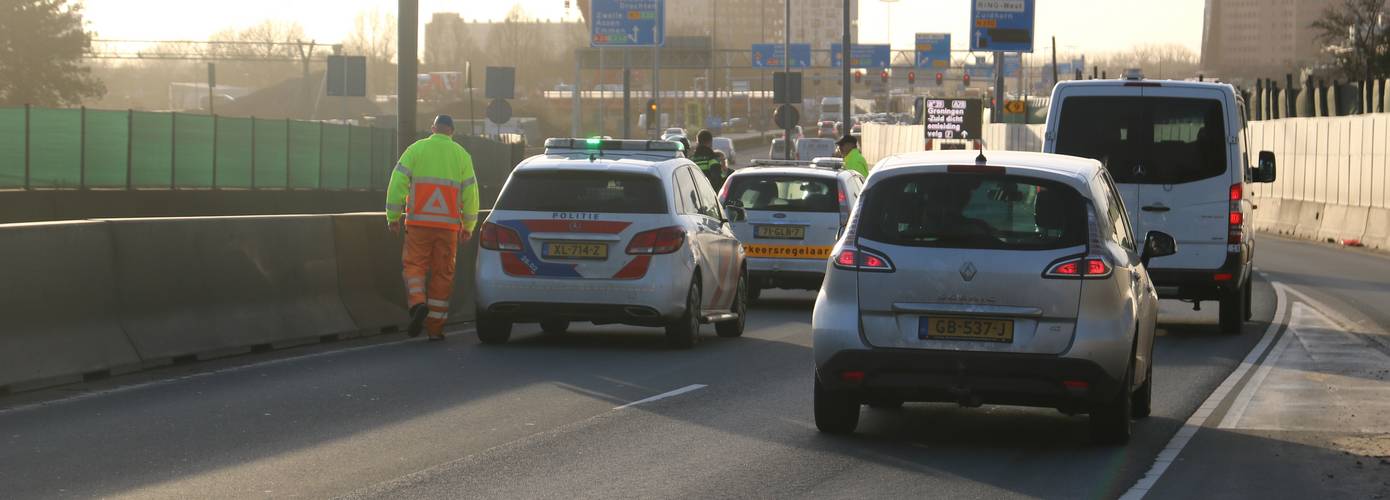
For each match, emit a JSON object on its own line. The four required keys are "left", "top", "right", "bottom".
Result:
{"left": 0, "top": 0, "right": 105, "bottom": 106}
{"left": 205, "top": 20, "right": 311, "bottom": 88}
{"left": 494, "top": 5, "right": 538, "bottom": 72}
{"left": 1311, "top": 0, "right": 1390, "bottom": 82}
{"left": 345, "top": 9, "right": 397, "bottom": 94}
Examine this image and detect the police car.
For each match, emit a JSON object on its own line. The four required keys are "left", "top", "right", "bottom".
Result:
{"left": 719, "top": 157, "right": 864, "bottom": 300}
{"left": 474, "top": 138, "right": 747, "bottom": 349}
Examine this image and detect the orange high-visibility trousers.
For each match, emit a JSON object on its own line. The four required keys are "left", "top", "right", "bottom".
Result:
{"left": 402, "top": 226, "right": 459, "bottom": 336}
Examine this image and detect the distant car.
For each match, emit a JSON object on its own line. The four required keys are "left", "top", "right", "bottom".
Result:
{"left": 721, "top": 159, "right": 864, "bottom": 300}
{"left": 663, "top": 127, "right": 688, "bottom": 138}
{"left": 796, "top": 138, "right": 837, "bottom": 161}
{"left": 811, "top": 149, "right": 1176, "bottom": 444}
{"left": 769, "top": 138, "right": 794, "bottom": 160}
{"left": 475, "top": 138, "right": 747, "bottom": 349}
{"left": 722, "top": 118, "right": 747, "bottom": 133}
{"left": 661, "top": 132, "right": 686, "bottom": 144}
{"left": 817, "top": 120, "right": 837, "bottom": 138}
{"left": 712, "top": 137, "right": 737, "bottom": 168}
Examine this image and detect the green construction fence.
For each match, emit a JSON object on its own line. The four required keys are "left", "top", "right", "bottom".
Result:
{"left": 0, "top": 106, "right": 396, "bottom": 191}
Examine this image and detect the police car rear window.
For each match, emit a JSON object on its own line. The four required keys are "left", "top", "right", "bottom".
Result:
{"left": 496, "top": 171, "right": 667, "bottom": 214}
{"left": 726, "top": 175, "right": 839, "bottom": 213}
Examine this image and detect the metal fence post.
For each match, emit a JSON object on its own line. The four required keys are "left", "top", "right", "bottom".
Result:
{"left": 285, "top": 118, "right": 292, "bottom": 189}
{"left": 250, "top": 117, "right": 257, "bottom": 190}
{"left": 170, "top": 112, "right": 178, "bottom": 189}
{"left": 212, "top": 113, "right": 219, "bottom": 189}
{"left": 346, "top": 125, "right": 353, "bottom": 190}
{"left": 126, "top": 109, "right": 134, "bottom": 190}
{"left": 23, "top": 104, "right": 31, "bottom": 190}
{"left": 80, "top": 106, "right": 86, "bottom": 189}
{"left": 318, "top": 121, "right": 325, "bottom": 190}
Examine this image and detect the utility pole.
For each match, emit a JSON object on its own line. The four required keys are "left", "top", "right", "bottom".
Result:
{"left": 993, "top": 53, "right": 1004, "bottom": 124}
{"left": 783, "top": 0, "right": 792, "bottom": 160}
{"left": 841, "top": 0, "right": 851, "bottom": 134}
{"left": 397, "top": 0, "right": 417, "bottom": 154}
{"left": 1050, "top": 36, "right": 1059, "bottom": 90}
{"left": 623, "top": 48, "right": 632, "bottom": 138}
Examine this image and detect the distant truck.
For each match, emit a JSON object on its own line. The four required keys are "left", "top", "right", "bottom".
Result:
{"left": 818, "top": 97, "right": 843, "bottom": 122}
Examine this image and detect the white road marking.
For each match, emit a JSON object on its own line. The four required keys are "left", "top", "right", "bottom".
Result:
{"left": 1119, "top": 277, "right": 1289, "bottom": 500}
{"left": 0, "top": 327, "right": 475, "bottom": 417}
{"left": 613, "top": 384, "right": 708, "bottom": 410}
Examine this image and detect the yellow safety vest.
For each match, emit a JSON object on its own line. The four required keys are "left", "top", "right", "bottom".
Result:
{"left": 385, "top": 134, "right": 480, "bottom": 232}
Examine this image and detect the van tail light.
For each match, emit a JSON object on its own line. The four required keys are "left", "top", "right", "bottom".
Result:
{"left": 1228, "top": 183, "right": 1243, "bottom": 247}
{"left": 833, "top": 247, "right": 894, "bottom": 272}
{"left": 626, "top": 226, "right": 686, "bottom": 255}
{"left": 1043, "top": 256, "right": 1112, "bottom": 279}
{"left": 479, "top": 222, "right": 523, "bottom": 251}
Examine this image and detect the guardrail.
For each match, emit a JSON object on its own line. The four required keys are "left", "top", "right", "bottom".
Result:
{"left": 0, "top": 211, "right": 488, "bottom": 393}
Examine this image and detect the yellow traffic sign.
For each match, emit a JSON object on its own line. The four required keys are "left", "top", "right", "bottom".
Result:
{"left": 1004, "top": 100, "right": 1027, "bottom": 115}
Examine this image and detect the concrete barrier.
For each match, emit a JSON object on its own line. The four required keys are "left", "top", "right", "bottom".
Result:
{"left": 1317, "top": 204, "right": 1350, "bottom": 242}
{"left": 108, "top": 215, "right": 356, "bottom": 361}
{"left": 1271, "top": 199, "right": 1303, "bottom": 235}
{"left": 1293, "top": 202, "right": 1324, "bottom": 239}
{"left": 1364, "top": 207, "right": 1390, "bottom": 250}
{"left": 332, "top": 213, "right": 409, "bottom": 335}
{"left": 1252, "top": 198, "right": 1281, "bottom": 232}
{"left": 0, "top": 221, "right": 142, "bottom": 390}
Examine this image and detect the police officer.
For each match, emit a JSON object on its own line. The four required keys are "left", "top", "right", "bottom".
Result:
{"left": 836, "top": 134, "right": 869, "bottom": 177}
{"left": 385, "top": 115, "right": 480, "bottom": 341}
{"left": 688, "top": 129, "right": 727, "bottom": 190}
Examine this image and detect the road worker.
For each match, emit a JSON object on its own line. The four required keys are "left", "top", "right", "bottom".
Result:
{"left": 385, "top": 115, "right": 480, "bottom": 341}
{"left": 688, "top": 129, "right": 727, "bottom": 190}
{"left": 836, "top": 134, "right": 869, "bottom": 177}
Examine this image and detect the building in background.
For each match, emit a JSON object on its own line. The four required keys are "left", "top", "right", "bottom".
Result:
{"left": 665, "top": 0, "right": 857, "bottom": 53}
{"left": 1200, "top": 0, "right": 1334, "bottom": 82}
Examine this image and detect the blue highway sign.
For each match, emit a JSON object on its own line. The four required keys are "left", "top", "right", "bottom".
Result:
{"left": 590, "top": 0, "right": 665, "bottom": 47}
{"left": 970, "top": 0, "right": 1036, "bottom": 52}
{"left": 831, "top": 44, "right": 891, "bottom": 68}
{"left": 752, "top": 44, "right": 812, "bottom": 68}
{"left": 915, "top": 33, "right": 951, "bottom": 69}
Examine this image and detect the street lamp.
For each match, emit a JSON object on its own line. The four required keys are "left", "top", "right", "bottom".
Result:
{"left": 880, "top": 0, "right": 898, "bottom": 49}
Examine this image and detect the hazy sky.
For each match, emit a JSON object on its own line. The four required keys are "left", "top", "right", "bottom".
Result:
{"left": 83, "top": 0, "right": 1205, "bottom": 57}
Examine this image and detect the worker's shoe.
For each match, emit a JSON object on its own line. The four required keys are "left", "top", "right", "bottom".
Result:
{"left": 427, "top": 332, "right": 446, "bottom": 342}
{"left": 407, "top": 304, "right": 428, "bottom": 337}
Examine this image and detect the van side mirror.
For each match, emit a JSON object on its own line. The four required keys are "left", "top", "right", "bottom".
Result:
{"left": 724, "top": 204, "right": 746, "bottom": 223}
{"left": 1141, "top": 231, "right": 1177, "bottom": 267}
{"left": 1253, "top": 151, "right": 1277, "bottom": 183}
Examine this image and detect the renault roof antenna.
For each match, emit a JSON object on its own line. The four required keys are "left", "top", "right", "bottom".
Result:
{"left": 964, "top": 130, "right": 987, "bottom": 163}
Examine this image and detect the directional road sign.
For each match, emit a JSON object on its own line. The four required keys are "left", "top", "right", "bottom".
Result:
{"left": 831, "top": 44, "right": 892, "bottom": 68}
{"left": 915, "top": 33, "right": 951, "bottom": 69}
{"left": 589, "top": 0, "right": 665, "bottom": 47}
{"left": 970, "top": 0, "right": 1036, "bottom": 52}
{"left": 752, "top": 44, "right": 812, "bottom": 68}
{"left": 922, "top": 98, "right": 983, "bottom": 140}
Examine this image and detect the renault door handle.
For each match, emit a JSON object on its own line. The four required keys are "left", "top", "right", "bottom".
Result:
{"left": 1141, "top": 205, "right": 1171, "bottom": 212}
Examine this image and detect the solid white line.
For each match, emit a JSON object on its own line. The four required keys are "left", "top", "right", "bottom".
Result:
{"left": 1118, "top": 276, "right": 1288, "bottom": 500}
{"left": 613, "top": 384, "right": 707, "bottom": 410}
{"left": 0, "top": 327, "right": 473, "bottom": 417}
{"left": 1218, "top": 299, "right": 1303, "bottom": 429}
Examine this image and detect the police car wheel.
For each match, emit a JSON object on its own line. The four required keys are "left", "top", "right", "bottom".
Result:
{"left": 540, "top": 319, "right": 570, "bottom": 335}
{"left": 476, "top": 317, "right": 512, "bottom": 345}
{"left": 716, "top": 273, "right": 746, "bottom": 338}
{"left": 665, "top": 280, "right": 700, "bottom": 349}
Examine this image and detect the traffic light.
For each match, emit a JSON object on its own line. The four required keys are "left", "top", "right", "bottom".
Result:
{"left": 854, "top": 71, "right": 862, "bottom": 84}
{"left": 880, "top": 70, "right": 889, "bottom": 83}
{"left": 963, "top": 73, "right": 971, "bottom": 87}
{"left": 936, "top": 72, "right": 944, "bottom": 86}
{"left": 908, "top": 71, "right": 916, "bottom": 85}
{"left": 645, "top": 99, "right": 657, "bottom": 129}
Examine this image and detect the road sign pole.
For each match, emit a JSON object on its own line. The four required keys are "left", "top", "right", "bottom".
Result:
{"left": 573, "top": 55, "right": 582, "bottom": 137}
{"left": 993, "top": 54, "right": 1004, "bottom": 124}
{"left": 842, "top": 0, "right": 851, "bottom": 137}
{"left": 623, "top": 48, "right": 632, "bottom": 139}
{"left": 397, "top": 0, "right": 418, "bottom": 155}
{"left": 783, "top": 0, "right": 792, "bottom": 160}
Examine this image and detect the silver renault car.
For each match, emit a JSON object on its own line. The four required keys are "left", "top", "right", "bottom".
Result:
{"left": 812, "top": 150, "right": 1175, "bottom": 444}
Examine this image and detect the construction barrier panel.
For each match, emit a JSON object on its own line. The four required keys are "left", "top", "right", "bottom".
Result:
{"left": 0, "top": 221, "right": 142, "bottom": 389}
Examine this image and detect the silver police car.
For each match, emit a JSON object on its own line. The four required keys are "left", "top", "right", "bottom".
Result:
{"left": 720, "top": 158, "right": 862, "bottom": 300}
{"left": 475, "top": 139, "right": 747, "bottom": 349}
{"left": 812, "top": 150, "right": 1176, "bottom": 444}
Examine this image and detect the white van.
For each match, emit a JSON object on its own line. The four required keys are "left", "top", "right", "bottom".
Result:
{"left": 1044, "top": 70, "right": 1277, "bottom": 333}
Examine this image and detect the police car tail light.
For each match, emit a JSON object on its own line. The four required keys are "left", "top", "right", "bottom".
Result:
{"left": 1043, "top": 256, "right": 1112, "bottom": 279}
{"left": 837, "top": 185, "right": 850, "bottom": 227}
{"left": 833, "top": 247, "right": 894, "bottom": 272}
{"left": 626, "top": 226, "right": 685, "bottom": 255}
{"left": 479, "top": 222, "right": 523, "bottom": 251}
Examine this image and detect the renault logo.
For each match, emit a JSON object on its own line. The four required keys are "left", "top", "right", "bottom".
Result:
{"left": 960, "top": 262, "right": 977, "bottom": 282}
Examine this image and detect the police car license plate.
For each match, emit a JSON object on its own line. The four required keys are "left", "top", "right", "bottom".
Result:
{"left": 755, "top": 225, "right": 805, "bottom": 239}
{"left": 919, "top": 317, "right": 1014, "bottom": 343}
{"left": 544, "top": 242, "right": 608, "bottom": 260}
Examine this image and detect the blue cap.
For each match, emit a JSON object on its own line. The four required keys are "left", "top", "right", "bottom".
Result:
{"left": 433, "top": 115, "right": 455, "bottom": 129}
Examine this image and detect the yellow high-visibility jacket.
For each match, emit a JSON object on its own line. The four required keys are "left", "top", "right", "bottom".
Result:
{"left": 385, "top": 134, "right": 479, "bottom": 232}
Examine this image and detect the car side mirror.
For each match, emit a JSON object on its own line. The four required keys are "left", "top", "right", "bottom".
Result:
{"left": 724, "top": 204, "right": 746, "bottom": 223}
{"left": 1254, "top": 151, "right": 1277, "bottom": 183}
{"left": 1141, "top": 231, "right": 1177, "bottom": 267}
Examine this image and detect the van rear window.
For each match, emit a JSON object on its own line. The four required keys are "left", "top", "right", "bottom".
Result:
{"left": 1054, "top": 96, "right": 1227, "bottom": 184}
{"left": 496, "top": 171, "right": 667, "bottom": 214}
{"left": 857, "top": 174, "right": 1087, "bottom": 250}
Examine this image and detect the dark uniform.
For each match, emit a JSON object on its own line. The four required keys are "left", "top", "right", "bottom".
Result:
{"left": 688, "top": 145, "right": 725, "bottom": 190}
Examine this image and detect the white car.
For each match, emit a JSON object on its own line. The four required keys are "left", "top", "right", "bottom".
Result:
{"left": 1044, "top": 69, "right": 1277, "bottom": 333}
{"left": 712, "top": 137, "right": 737, "bottom": 168}
{"left": 720, "top": 159, "right": 864, "bottom": 300}
{"left": 812, "top": 150, "right": 1176, "bottom": 444}
{"left": 475, "top": 138, "right": 747, "bottom": 349}
{"left": 796, "top": 138, "right": 837, "bottom": 161}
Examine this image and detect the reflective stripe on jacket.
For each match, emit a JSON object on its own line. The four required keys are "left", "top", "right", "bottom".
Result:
{"left": 385, "top": 134, "right": 480, "bottom": 232}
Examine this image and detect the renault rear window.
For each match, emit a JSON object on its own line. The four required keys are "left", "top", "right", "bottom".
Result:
{"left": 857, "top": 174, "right": 1087, "bottom": 250}
{"left": 496, "top": 171, "right": 667, "bottom": 214}
{"left": 1054, "top": 96, "right": 1227, "bottom": 184}
{"left": 726, "top": 175, "right": 839, "bottom": 213}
